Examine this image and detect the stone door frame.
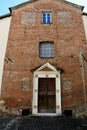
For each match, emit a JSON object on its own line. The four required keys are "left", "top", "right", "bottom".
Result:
{"left": 32, "top": 63, "right": 62, "bottom": 116}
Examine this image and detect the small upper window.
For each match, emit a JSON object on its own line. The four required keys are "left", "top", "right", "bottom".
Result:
{"left": 39, "top": 42, "right": 54, "bottom": 58}
{"left": 42, "top": 12, "right": 52, "bottom": 24}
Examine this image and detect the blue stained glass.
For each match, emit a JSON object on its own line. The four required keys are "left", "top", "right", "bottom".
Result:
{"left": 47, "top": 14, "right": 50, "bottom": 17}
{"left": 43, "top": 19, "right": 46, "bottom": 23}
{"left": 47, "top": 13, "right": 51, "bottom": 23}
{"left": 43, "top": 13, "right": 46, "bottom": 17}
{"left": 47, "top": 17, "right": 50, "bottom": 23}
{"left": 42, "top": 13, "right": 46, "bottom": 23}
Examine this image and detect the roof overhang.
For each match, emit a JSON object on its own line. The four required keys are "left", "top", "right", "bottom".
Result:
{"left": 0, "top": 0, "right": 84, "bottom": 19}
{"left": 83, "top": 12, "right": 87, "bottom": 16}
{"left": 9, "top": 0, "right": 84, "bottom": 14}
{"left": 0, "top": 13, "right": 11, "bottom": 19}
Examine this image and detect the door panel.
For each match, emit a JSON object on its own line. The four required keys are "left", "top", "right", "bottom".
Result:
{"left": 38, "top": 78, "right": 56, "bottom": 113}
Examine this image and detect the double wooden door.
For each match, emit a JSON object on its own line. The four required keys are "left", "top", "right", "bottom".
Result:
{"left": 38, "top": 78, "right": 56, "bottom": 113}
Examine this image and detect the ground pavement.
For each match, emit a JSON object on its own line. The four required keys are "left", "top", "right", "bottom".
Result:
{"left": 0, "top": 116, "right": 87, "bottom": 130}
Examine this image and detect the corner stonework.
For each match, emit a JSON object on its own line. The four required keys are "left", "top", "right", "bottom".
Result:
{"left": 0, "top": 100, "right": 5, "bottom": 116}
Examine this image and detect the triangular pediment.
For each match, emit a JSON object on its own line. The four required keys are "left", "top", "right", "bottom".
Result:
{"left": 34, "top": 62, "right": 58, "bottom": 72}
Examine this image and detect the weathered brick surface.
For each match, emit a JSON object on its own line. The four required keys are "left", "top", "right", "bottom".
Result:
{"left": 1, "top": 0, "right": 87, "bottom": 115}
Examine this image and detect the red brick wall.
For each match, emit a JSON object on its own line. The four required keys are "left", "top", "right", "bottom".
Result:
{"left": 1, "top": 0, "right": 87, "bottom": 112}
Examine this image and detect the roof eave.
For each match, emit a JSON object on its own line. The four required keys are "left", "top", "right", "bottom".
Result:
{"left": 83, "top": 12, "right": 87, "bottom": 15}
{"left": 65, "top": 0, "right": 84, "bottom": 11}
{"left": 9, "top": 0, "right": 39, "bottom": 13}
{"left": 9, "top": 0, "right": 84, "bottom": 13}
{"left": 0, "top": 13, "right": 11, "bottom": 19}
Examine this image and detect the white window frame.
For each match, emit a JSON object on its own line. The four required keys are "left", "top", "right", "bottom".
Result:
{"left": 42, "top": 12, "right": 52, "bottom": 24}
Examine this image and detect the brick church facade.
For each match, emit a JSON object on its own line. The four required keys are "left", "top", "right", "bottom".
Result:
{"left": 0, "top": 0, "right": 87, "bottom": 116}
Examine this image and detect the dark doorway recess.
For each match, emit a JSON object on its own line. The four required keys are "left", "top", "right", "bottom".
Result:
{"left": 64, "top": 110, "right": 72, "bottom": 117}
{"left": 22, "top": 109, "right": 30, "bottom": 116}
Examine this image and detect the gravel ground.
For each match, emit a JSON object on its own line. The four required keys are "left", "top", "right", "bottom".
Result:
{"left": 0, "top": 116, "right": 87, "bottom": 130}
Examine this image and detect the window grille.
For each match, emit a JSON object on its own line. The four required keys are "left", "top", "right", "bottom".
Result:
{"left": 39, "top": 42, "right": 54, "bottom": 58}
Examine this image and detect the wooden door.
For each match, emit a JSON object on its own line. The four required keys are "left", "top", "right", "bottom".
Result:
{"left": 38, "top": 78, "right": 56, "bottom": 113}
